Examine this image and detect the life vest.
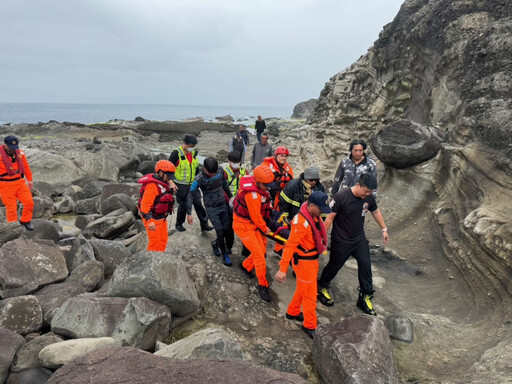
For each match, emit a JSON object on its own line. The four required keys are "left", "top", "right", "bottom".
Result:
{"left": 137, "top": 174, "right": 174, "bottom": 220}
{"left": 174, "top": 146, "right": 199, "bottom": 185}
{"left": 262, "top": 156, "right": 293, "bottom": 193}
{"left": 0, "top": 146, "right": 25, "bottom": 181}
{"left": 224, "top": 166, "right": 247, "bottom": 196}
{"left": 232, "top": 175, "right": 272, "bottom": 222}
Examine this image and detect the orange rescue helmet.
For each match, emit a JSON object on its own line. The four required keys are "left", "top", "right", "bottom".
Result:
{"left": 253, "top": 164, "right": 275, "bottom": 184}
{"left": 155, "top": 160, "right": 176, "bottom": 173}
{"left": 274, "top": 146, "right": 290, "bottom": 156}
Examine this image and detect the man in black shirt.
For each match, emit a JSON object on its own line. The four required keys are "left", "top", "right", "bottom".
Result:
{"left": 318, "top": 173, "right": 389, "bottom": 316}
{"left": 255, "top": 115, "right": 266, "bottom": 142}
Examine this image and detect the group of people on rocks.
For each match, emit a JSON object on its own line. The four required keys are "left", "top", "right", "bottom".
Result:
{"left": 0, "top": 121, "right": 389, "bottom": 340}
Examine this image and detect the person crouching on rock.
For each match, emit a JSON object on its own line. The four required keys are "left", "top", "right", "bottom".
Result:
{"left": 0, "top": 135, "right": 35, "bottom": 230}
{"left": 275, "top": 191, "right": 331, "bottom": 339}
{"left": 187, "top": 158, "right": 234, "bottom": 267}
{"left": 232, "top": 164, "right": 275, "bottom": 302}
{"left": 138, "top": 160, "right": 177, "bottom": 252}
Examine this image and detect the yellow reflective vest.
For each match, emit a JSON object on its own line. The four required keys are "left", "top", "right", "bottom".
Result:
{"left": 174, "top": 146, "right": 199, "bottom": 185}
{"left": 224, "top": 165, "right": 247, "bottom": 196}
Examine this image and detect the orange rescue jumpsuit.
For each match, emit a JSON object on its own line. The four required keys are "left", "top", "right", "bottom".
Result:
{"left": 279, "top": 213, "right": 320, "bottom": 330}
{"left": 233, "top": 191, "right": 270, "bottom": 287}
{"left": 0, "top": 149, "right": 34, "bottom": 223}
{"left": 140, "top": 183, "right": 169, "bottom": 252}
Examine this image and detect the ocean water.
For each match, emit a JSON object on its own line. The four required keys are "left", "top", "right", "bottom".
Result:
{"left": 0, "top": 103, "right": 292, "bottom": 125}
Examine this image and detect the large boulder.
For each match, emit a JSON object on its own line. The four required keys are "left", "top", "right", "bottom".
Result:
{"left": 11, "top": 333, "right": 63, "bottom": 372}
{"left": 31, "top": 196, "right": 55, "bottom": 219}
{"left": 84, "top": 209, "right": 135, "bottom": 239}
{"left": 0, "top": 222, "right": 23, "bottom": 246}
{"left": 51, "top": 294, "right": 171, "bottom": 350}
{"left": 46, "top": 346, "right": 307, "bottom": 384}
{"left": 154, "top": 327, "right": 243, "bottom": 359}
{"left": 99, "top": 193, "right": 137, "bottom": 216}
{"left": 89, "top": 239, "right": 131, "bottom": 276}
{"left": 38, "top": 337, "right": 116, "bottom": 369}
{"left": 65, "top": 260, "right": 104, "bottom": 291}
{"left": 108, "top": 250, "right": 201, "bottom": 317}
{"left": 6, "top": 367, "right": 54, "bottom": 384}
{"left": 0, "top": 296, "right": 43, "bottom": 335}
{"left": 34, "top": 282, "right": 88, "bottom": 325}
{"left": 100, "top": 183, "right": 140, "bottom": 202}
{"left": 66, "top": 235, "right": 95, "bottom": 272}
{"left": 0, "top": 328, "right": 25, "bottom": 383}
{"left": 73, "top": 195, "right": 100, "bottom": 215}
{"left": 371, "top": 120, "right": 443, "bottom": 168}
{"left": 313, "top": 316, "right": 398, "bottom": 384}
{"left": 33, "top": 181, "right": 58, "bottom": 199}
{"left": 291, "top": 98, "right": 318, "bottom": 119}
{"left": 74, "top": 214, "right": 100, "bottom": 230}
{"left": 54, "top": 194, "right": 75, "bottom": 213}
{"left": 21, "top": 219, "right": 61, "bottom": 243}
{"left": 0, "top": 239, "right": 68, "bottom": 298}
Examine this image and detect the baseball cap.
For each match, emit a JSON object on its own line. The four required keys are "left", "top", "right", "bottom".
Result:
{"left": 4, "top": 135, "right": 19, "bottom": 150}
{"left": 308, "top": 191, "right": 332, "bottom": 214}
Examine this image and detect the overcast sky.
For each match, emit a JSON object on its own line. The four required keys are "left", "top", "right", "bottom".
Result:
{"left": 0, "top": 0, "right": 404, "bottom": 107}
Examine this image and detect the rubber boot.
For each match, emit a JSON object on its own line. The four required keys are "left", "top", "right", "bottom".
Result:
{"left": 357, "top": 290, "right": 377, "bottom": 316}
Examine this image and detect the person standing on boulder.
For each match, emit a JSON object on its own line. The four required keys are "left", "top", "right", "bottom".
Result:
{"left": 0, "top": 135, "right": 34, "bottom": 230}
{"left": 138, "top": 160, "right": 177, "bottom": 252}
{"left": 331, "top": 139, "right": 377, "bottom": 196}
{"left": 275, "top": 191, "right": 331, "bottom": 339}
{"left": 255, "top": 115, "right": 266, "bottom": 142}
{"left": 169, "top": 135, "right": 213, "bottom": 232}
{"left": 232, "top": 164, "right": 275, "bottom": 302}
{"left": 186, "top": 158, "right": 233, "bottom": 267}
{"left": 317, "top": 173, "right": 389, "bottom": 316}
{"left": 251, "top": 132, "right": 273, "bottom": 169}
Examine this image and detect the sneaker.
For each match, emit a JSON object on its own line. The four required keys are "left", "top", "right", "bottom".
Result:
{"left": 201, "top": 224, "right": 214, "bottom": 232}
{"left": 20, "top": 221, "right": 34, "bottom": 231}
{"left": 257, "top": 285, "right": 271, "bottom": 302}
{"left": 301, "top": 325, "right": 315, "bottom": 339}
{"left": 357, "top": 292, "right": 377, "bottom": 316}
{"left": 176, "top": 224, "right": 186, "bottom": 232}
{"left": 285, "top": 312, "right": 304, "bottom": 322}
{"left": 222, "top": 254, "right": 232, "bottom": 267}
{"left": 211, "top": 240, "right": 221, "bottom": 257}
{"left": 239, "top": 262, "right": 254, "bottom": 278}
{"left": 318, "top": 286, "right": 334, "bottom": 307}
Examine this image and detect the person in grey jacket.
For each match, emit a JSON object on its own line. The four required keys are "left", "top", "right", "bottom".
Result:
{"left": 331, "top": 139, "right": 377, "bottom": 196}
{"left": 251, "top": 132, "right": 273, "bottom": 169}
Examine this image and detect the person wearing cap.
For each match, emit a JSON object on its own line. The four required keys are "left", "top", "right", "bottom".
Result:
{"left": 331, "top": 139, "right": 377, "bottom": 196}
{"left": 272, "top": 166, "right": 326, "bottom": 257}
{"left": 0, "top": 135, "right": 34, "bottom": 230}
{"left": 274, "top": 191, "right": 331, "bottom": 339}
{"left": 169, "top": 135, "right": 213, "bottom": 233}
{"left": 229, "top": 131, "right": 247, "bottom": 163}
{"left": 137, "top": 160, "right": 177, "bottom": 252}
{"left": 317, "top": 173, "right": 389, "bottom": 316}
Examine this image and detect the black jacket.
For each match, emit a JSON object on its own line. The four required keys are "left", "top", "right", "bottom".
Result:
{"left": 278, "top": 173, "right": 325, "bottom": 219}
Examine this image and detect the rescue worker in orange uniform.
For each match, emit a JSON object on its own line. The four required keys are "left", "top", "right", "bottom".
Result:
{"left": 262, "top": 146, "right": 293, "bottom": 208}
{"left": 274, "top": 191, "right": 331, "bottom": 339}
{"left": 232, "top": 164, "right": 275, "bottom": 302}
{"left": 138, "top": 160, "right": 177, "bottom": 252}
{"left": 0, "top": 136, "right": 34, "bottom": 230}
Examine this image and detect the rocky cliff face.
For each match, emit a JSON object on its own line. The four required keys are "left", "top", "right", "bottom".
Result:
{"left": 282, "top": 0, "right": 512, "bottom": 382}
